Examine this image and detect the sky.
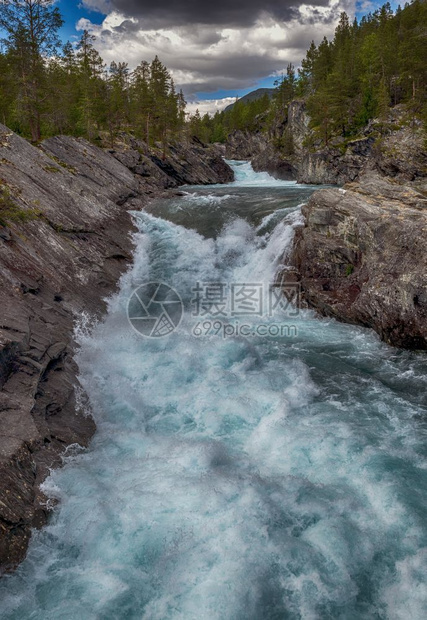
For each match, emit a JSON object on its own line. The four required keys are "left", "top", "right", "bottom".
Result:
{"left": 58, "top": 0, "right": 398, "bottom": 114}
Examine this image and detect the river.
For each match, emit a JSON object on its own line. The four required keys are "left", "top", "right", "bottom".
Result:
{"left": 1, "top": 161, "right": 426, "bottom": 619}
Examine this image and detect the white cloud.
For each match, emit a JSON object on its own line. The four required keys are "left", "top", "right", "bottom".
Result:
{"left": 75, "top": 1, "right": 358, "bottom": 97}
{"left": 186, "top": 98, "right": 237, "bottom": 116}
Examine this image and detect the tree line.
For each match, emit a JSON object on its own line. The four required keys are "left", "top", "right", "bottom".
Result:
{"left": 188, "top": 94, "right": 272, "bottom": 143}
{"left": 0, "top": 1, "right": 425, "bottom": 148}
{"left": 200, "top": 0, "right": 427, "bottom": 146}
{"left": 300, "top": 0, "right": 427, "bottom": 144}
{"left": 0, "top": 0, "right": 185, "bottom": 146}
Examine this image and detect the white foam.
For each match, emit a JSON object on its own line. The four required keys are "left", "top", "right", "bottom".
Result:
{"left": 1, "top": 161, "right": 426, "bottom": 619}
{"left": 227, "top": 159, "right": 298, "bottom": 187}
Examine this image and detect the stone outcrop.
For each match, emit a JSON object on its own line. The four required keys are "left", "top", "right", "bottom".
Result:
{"left": 251, "top": 143, "right": 297, "bottom": 181}
{"left": 290, "top": 172, "right": 427, "bottom": 349}
{"left": 108, "top": 134, "right": 234, "bottom": 187}
{"left": 252, "top": 103, "right": 427, "bottom": 343}
{"left": 0, "top": 127, "right": 233, "bottom": 573}
{"left": 295, "top": 114, "right": 427, "bottom": 185}
{"left": 227, "top": 100, "right": 427, "bottom": 185}
{"left": 373, "top": 121, "right": 427, "bottom": 181}
{"left": 225, "top": 130, "right": 269, "bottom": 161}
{"left": 224, "top": 100, "right": 363, "bottom": 183}
{"left": 296, "top": 136, "right": 377, "bottom": 185}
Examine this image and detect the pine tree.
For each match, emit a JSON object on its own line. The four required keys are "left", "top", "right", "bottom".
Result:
{"left": 0, "top": 50, "right": 17, "bottom": 129}
{"left": 0, "top": 0, "right": 63, "bottom": 141}
{"left": 189, "top": 109, "right": 203, "bottom": 139}
{"left": 376, "top": 77, "right": 390, "bottom": 118}
{"left": 149, "top": 55, "right": 172, "bottom": 150}
{"left": 298, "top": 41, "right": 318, "bottom": 95}
{"left": 107, "top": 61, "right": 129, "bottom": 144}
{"left": 76, "top": 30, "right": 106, "bottom": 139}
{"left": 131, "top": 60, "right": 153, "bottom": 142}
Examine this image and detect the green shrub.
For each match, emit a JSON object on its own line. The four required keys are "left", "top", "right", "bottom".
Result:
{"left": 0, "top": 185, "right": 39, "bottom": 226}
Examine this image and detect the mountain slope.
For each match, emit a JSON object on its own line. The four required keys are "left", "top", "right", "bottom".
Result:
{"left": 224, "top": 88, "right": 274, "bottom": 112}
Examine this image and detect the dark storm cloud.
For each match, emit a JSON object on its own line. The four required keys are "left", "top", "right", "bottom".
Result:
{"left": 173, "top": 53, "right": 286, "bottom": 83}
{"left": 81, "top": 0, "right": 354, "bottom": 103}
{"left": 101, "top": 0, "right": 332, "bottom": 27}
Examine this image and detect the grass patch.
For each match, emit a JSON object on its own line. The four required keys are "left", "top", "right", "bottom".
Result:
{"left": 44, "top": 152, "right": 77, "bottom": 174}
{"left": 0, "top": 185, "right": 41, "bottom": 227}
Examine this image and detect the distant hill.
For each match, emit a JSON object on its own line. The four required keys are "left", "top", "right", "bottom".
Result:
{"left": 224, "top": 88, "right": 275, "bottom": 112}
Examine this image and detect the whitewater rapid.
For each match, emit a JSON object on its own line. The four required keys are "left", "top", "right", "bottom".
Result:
{"left": 1, "top": 161, "right": 426, "bottom": 619}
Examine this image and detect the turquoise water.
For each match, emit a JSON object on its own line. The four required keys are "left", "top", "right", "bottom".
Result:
{"left": 1, "top": 162, "right": 426, "bottom": 619}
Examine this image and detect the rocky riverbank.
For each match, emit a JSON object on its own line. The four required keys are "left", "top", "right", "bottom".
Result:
{"left": 0, "top": 126, "right": 233, "bottom": 573}
{"left": 225, "top": 101, "right": 427, "bottom": 348}
{"left": 290, "top": 172, "right": 427, "bottom": 349}
{"left": 225, "top": 101, "right": 427, "bottom": 185}
{"left": 1, "top": 114, "right": 426, "bottom": 574}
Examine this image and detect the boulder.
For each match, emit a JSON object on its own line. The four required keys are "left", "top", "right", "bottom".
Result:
{"left": 225, "top": 130, "right": 269, "bottom": 160}
{"left": 290, "top": 173, "right": 427, "bottom": 349}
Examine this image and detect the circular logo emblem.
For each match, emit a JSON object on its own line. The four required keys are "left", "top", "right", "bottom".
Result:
{"left": 127, "top": 282, "right": 183, "bottom": 338}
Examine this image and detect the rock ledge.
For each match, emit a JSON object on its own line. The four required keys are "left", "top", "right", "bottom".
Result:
{"left": 290, "top": 173, "right": 427, "bottom": 349}
{"left": 0, "top": 127, "right": 233, "bottom": 572}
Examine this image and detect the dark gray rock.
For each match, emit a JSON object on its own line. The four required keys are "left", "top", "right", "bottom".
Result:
{"left": 252, "top": 145, "right": 297, "bottom": 180}
{"left": 226, "top": 101, "right": 427, "bottom": 185}
{"left": 372, "top": 123, "right": 427, "bottom": 181}
{"left": 108, "top": 135, "right": 234, "bottom": 188}
{"left": 0, "top": 125, "right": 233, "bottom": 573}
{"left": 225, "top": 130, "right": 269, "bottom": 160}
{"left": 290, "top": 172, "right": 427, "bottom": 349}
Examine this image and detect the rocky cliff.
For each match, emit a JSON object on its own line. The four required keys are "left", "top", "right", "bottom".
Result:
{"left": 225, "top": 102, "right": 427, "bottom": 348}
{"left": 290, "top": 173, "right": 427, "bottom": 349}
{"left": 0, "top": 127, "right": 233, "bottom": 573}
{"left": 227, "top": 101, "right": 427, "bottom": 185}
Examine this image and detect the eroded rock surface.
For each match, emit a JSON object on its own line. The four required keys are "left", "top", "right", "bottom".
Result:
{"left": 225, "top": 130, "right": 269, "bottom": 161}
{"left": 226, "top": 101, "right": 427, "bottom": 185}
{"left": 290, "top": 173, "right": 427, "bottom": 348}
{"left": 0, "top": 127, "right": 233, "bottom": 572}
